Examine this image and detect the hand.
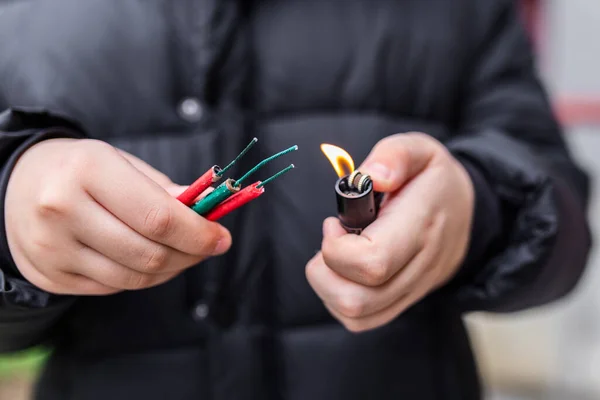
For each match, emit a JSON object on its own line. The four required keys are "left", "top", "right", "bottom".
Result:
{"left": 306, "top": 133, "right": 474, "bottom": 332}
{"left": 5, "top": 138, "right": 231, "bottom": 295}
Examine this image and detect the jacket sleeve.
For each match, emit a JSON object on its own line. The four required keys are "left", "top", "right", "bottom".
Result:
{"left": 0, "top": 107, "right": 85, "bottom": 352}
{"left": 444, "top": 0, "right": 592, "bottom": 312}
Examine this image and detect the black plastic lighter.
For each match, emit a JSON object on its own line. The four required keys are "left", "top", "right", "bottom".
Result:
{"left": 335, "top": 170, "right": 384, "bottom": 234}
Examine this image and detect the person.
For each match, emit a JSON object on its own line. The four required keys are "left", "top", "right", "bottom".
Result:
{"left": 0, "top": 1, "right": 591, "bottom": 399}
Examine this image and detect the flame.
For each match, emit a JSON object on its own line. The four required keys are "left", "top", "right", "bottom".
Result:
{"left": 320, "top": 144, "right": 355, "bottom": 178}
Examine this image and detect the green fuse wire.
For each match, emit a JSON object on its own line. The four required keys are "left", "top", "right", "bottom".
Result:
{"left": 216, "top": 137, "right": 258, "bottom": 177}
{"left": 234, "top": 145, "right": 298, "bottom": 187}
{"left": 191, "top": 179, "right": 239, "bottom": 215}
{"left": 191, "top": 144, "right": 298, "bottom": 216}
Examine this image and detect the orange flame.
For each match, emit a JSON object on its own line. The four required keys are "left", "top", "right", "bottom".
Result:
{"left": 320, "top": 144, "right": 355, "bottom": 177}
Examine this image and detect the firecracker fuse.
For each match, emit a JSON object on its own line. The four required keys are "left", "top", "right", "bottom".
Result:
{"left": 190, "top": 145, "right": 297, "bottom": 217}
{"left": 176, "top": 138, "right": 258, "bottom": 206}
{"left": 205, "top": 164, "right": 295, "bottom": 221}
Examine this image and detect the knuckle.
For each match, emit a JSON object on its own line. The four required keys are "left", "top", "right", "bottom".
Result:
{"left": 140, "top": 245, "right": 169, "bottom": 272}
{"left": 37, "top": 187, "right": 71, "bottom": 217}
{"left": 359, "top": 251, "right": 390, "bottom": 286}
{"left": 143, "top": 205, "right": 173, "bottom": 239}
{"left": 336, "top": 293, "right": 366, "bottom": 319}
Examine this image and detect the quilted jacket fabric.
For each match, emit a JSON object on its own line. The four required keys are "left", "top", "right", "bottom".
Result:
{"left": 0, "top": 1, "right": 591, "bottom": 399}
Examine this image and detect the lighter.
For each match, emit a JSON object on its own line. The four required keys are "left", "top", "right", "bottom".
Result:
{"left": 321, "top": 144, "right": 384, "bottom": 234}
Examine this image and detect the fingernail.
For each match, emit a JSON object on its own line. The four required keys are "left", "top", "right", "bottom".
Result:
{"left": 213, "top": 230, "right": 230, "bottom": 255}
{"left": 213, "top": 239, "right": 229, "bottom": 255}
{"left": 364, "top": 162, "right": 392, "bottom": 181}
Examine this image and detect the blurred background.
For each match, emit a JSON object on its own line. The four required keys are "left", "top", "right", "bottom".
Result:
{"left": 471, "top": 1, "right": 600, "bottom": 399}
{"left": 1, "top": 1, "right": 600, "bottom": 399}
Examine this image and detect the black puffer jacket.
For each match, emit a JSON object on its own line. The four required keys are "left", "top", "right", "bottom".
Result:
{"left": 0, "top": 1, "right": 591, "bottom": 399}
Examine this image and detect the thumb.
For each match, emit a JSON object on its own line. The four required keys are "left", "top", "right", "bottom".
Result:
{"left": 358, "top": 133, "right": 438, "bottom": 192}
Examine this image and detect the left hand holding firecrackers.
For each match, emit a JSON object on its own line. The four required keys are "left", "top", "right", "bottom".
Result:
{"left": 5, "top": 139, "right": 232, "bottom": 295}
{"left": 306, "top": 133, "right": 474, "bottom": 332}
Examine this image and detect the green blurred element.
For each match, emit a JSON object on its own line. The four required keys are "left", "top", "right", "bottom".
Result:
{"left": 0, "top": 348, "right": 49, "bottom": 378}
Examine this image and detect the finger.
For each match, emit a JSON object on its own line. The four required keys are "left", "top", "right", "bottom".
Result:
{"left": 358, "top": 133, "right": 439, "bottom": 192}
{"left": 347, "top": 214, "right": 445, "bottom": 317}
{"left": 307, "top": 236, "right": 432, "bottom": 320}
{"left": 75, "top": 245, "right": 179, "bottom": 291}
{"left": 306, "top": 252, "right": 372, "bottom": 318}
{"left": 321, "top": 204, "right": 426, "bottom": 286}
{"left": 325, "top": 275, "right": 432, "bottom": 333}
{"left": 83, "top": 146, "right": 231, "bottom": 256}
{"left": 13, "top": 242, "right": 119, "bottom": 296}
{"left": 322, "top": 216, "right": 445, "bottom": 331}
{"left": 71, "top": 198, "right": 203, "bottom": 273}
